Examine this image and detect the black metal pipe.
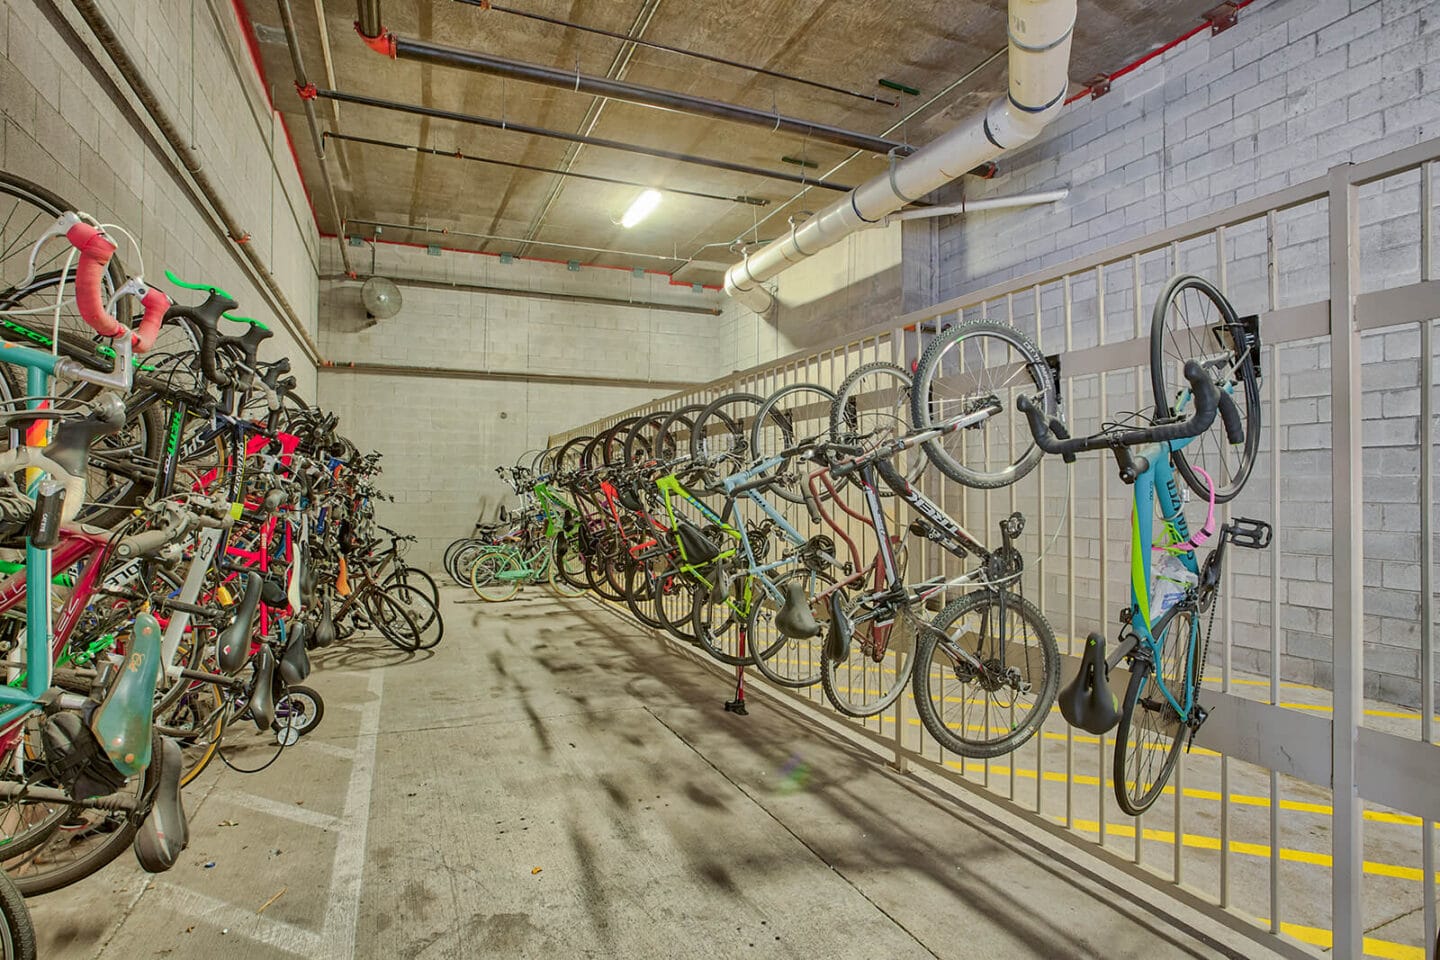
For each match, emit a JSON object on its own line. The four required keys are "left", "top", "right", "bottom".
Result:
{"left": 314, "top": 89, "right": 860, "bottom": 193}
{"left": 355, "top": 0, "right": 382, "bottom": 39}
{"left": 388, "top": 35, "right": 911, "bottom": 157}
{"left": 451, "top": 0, "right": 899, "bottom": 109}
{"left": 276, "top": 0, "right": 352, "bottom": 274}
{"left": 324, "top": 132, "right": 767, "bottom": 206}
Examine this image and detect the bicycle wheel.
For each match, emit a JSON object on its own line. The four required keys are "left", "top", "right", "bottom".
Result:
{"left": 155, "top": 671, "right": 229, "bottom": 788}
{"left": 622, "top": 413, "right": 667, "bottom": 469}
{"left": 384, "top": 565, "right": 439, "bottom": 608}
{"left": 364, "top": 589, "right": 423, "bottom": 650}
{"left": 385, "top": 583, "right": 443, "bottom": 649}
{"left": 690, "top": 393, "right": 761, "bottom": 476}
{"left": 470, "top": 549, "right": 523, "bottom": 602}
{"left": 821, "top": 594, "right": 917, "bottom": 717}
{"left": 0, "top": 872, "right": 35, "bottom": 960}
{"left": 275, "top": 684, "right": 325, "bottom": 738}
{"left": 691, "top": 572, "right": 768, "bottom": 667}
{"left": 1114, "top": 602, "right": 1196, "bottom": 816}
{"left": 910, "top": 319, "right": 1056, "bottom": 489}
{"left": 749, "top": 567, "right": 832, "bottom": 689}
{"left": 911, "top": 589, "right": 1060, "bottom": 759}
{"left": 1150, "top": 273, "right": 1260, "bottom": 502}
{"left": 5, "top": 730, "right": 162, "bottom": 896}
{"left": 652, "top": 566, "right": 700, "bottom": 643}
{"left": 749, "top": 383, "right": 836, "bottom": 503}
{"left": 623, "top": 560, "right": 664, "bottom": 629}
{"left": 546, "top": 535, "right": 585, "bottom": 598}
{"left": 830, "top": 361, "right": 924, "bottom": 494}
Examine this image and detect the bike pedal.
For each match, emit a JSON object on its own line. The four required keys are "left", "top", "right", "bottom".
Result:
{"left": 1225, "top": 518, "right": 1272, "bottom": 549}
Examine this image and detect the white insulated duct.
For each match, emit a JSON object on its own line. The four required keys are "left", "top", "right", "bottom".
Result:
{"left": 724, "top": 0, "right": 1078, "bottom": 315}
{"left": 883, "top": 188, "right": 1070, "bottom": 222}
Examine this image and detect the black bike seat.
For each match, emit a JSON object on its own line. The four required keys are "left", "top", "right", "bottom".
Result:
{"left": 1058, "top": 632, "right": 1120, "bottom": 735}
{"left": 249, "top": 645, "right": 277, "bottom": 732}
{"left": 217, "top": 573, "right": 263, "bottom": 675}
{"left": 676, "top": 519, "right": 722, "bottom": 566}
{"left": 279, "top": 620, "right": 311, "bottom": 685}
{"left": 776, "top": 581, "right": 821, "bottom": 639}
{"left": 133, "top": 736, "right": 188, "bottom": 873}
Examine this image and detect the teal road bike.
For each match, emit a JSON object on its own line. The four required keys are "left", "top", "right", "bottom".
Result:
{"left": 1018, "top": 274, "right": 1268, "bottom": 815}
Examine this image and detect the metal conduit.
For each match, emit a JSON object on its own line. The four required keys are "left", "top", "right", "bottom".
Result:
{"left": 323, "top": 132, "right": 767, "bottom": 206}
{"left": 66, "top": 0, "right": 323, "bottom": 362}
{"left": 276, "top": 0, "right": 353, "bottom": 275}
{"left": 313, "top": 89, "right": 862, "bottom": 194}
{"left": 452, "top": 0, "right": 900, "bottom": 108}
{"left": 385, "top": 36, "right": 910, "bottom": 158}
{"left": 346, "top": 218, "right": 683, "bottom": 263}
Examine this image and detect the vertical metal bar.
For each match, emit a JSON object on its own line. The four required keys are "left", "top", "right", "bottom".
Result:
{"left": 1034, "top": 282, "right": 1046, "bottom": 818}
{"left": 1096, "top": 263, "right": 1109, "bottom": 850}
{"left": 1131, "top": 253, "right": 1144, "bottom": 866}
{"left": 1328, "top": 164, "right": 1365, "bottom": 960}
{"left": 1266, "top": 208, "right": 1284, "bottom": 935}
{"left": 1168, "top": 238, "right": 1185, "bottom": 887}
{"left": 1064, "top": 275, "right": 1076, "bottom": 830}
{"left": 1418, "top": 160, "right": 1436, "bottom": 960}
{"left": 1216, "top": 224, "right": 1232, "bottom": 910}
{"left": 1006, "top": 292, "right": 1017, "bottom": 804}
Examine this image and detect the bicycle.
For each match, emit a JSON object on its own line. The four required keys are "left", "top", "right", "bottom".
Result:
{"left": 1016, "top": 274, "right": 1269, "bottom": 815}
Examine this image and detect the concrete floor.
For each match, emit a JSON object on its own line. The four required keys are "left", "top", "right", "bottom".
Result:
{"left": 29, "top": 586, "right": 1284, "bottom": 959}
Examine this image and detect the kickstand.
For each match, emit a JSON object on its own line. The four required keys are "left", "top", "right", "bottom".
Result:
{"left": 724, "top": 625, "right": 749, "bottom": 716}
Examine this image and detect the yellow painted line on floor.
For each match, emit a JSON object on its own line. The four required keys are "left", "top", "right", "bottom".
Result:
{"left": 1062, "top": 816, "right": 1438, "bottom": 883}
{"left": 919, "top": 751, "right": 1428, "bottom": 829}
{"left": 1256, "top": 919, "right": 1425, "bottom": 960}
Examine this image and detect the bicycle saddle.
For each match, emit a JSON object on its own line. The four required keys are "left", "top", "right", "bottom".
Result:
{"left": 311, "top": 596, "right": 336, "bottom": 649}
{"left": 615, "top": 484, "right": 644, "bottom": 512}
{"left": 1058, "top": 632, "right": 1121, "bottom": 735}
{"left": 278, "top": 621, "right": 311, "bottom": 685}
{"left": 90, "top": 610, "right": 163, "bottom": 778}
{"left": 775, "top": 581, "right": 821, "bottom": 639}
{"left": 133, "top": 735, "right": 189, "bottom": 873}
{"left": 824, "top": 592, "right": 853, "bottom": 662}
{"left": 217, "top": 572, "right": 263, "bottom": 675}
{"left": 248, "top": 645, "right": 278, "bottom": 732}
{"left": 676, "top": 519, "right": 722, "bottom": 566}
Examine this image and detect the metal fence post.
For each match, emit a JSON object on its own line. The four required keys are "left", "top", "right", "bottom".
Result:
{"left": 1327, "top": 163, "right": 1365, "bottom": 960}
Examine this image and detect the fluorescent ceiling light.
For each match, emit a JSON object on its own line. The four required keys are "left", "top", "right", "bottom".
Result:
{"left": 620, "top": 189, "right": 662, "bottom": 228}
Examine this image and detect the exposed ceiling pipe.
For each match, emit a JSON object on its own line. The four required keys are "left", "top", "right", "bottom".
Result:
{"left": 512, "top": 0, "right": 662, "bottom": 259}
{"left": 355, "top": 0, "right": 382, "bottom": 40}
{"left": 313, "top": 89, "right": 861, "bottom": 193}
{"left": 347, "top": 218, "right": 684, "bottom": 263}
{"left": 357, "top": 32, "right": 912, "bottom": 157}
{"left": 723, "top": 0, "right": 1077, "bottom": 316}
{"left": 65, "top": 0, "right": 323, "bottom": 362}
{"left": 882, "top": 189, "right": 1069, "bottom": 223}
{"left": 276, "top": 0, "right": 353, "bottom": 276}
{"left": 324, "top": 132, "right": 766, "bottom": 205}
{"left": 451, "top": 0, "right": 900, "bottom": 108}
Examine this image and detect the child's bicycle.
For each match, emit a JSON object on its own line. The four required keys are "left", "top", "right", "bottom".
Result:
{"left": 1017, "top": 274, "right": 1269, "bottom": 815}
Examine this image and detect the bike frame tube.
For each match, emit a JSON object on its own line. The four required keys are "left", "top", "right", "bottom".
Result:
{"left": 1127, "top": 438, "right": 1202, "bottom": 717}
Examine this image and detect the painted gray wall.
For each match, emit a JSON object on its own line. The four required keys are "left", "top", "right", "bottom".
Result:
{"left": 1, "top": 0, "right": 321, "bottom": 385}
{"left": 316, "top": 242, "right": 723, "bottom": 568}
{"left": 917, "top": 0, "right": 1440, "bottom": 707}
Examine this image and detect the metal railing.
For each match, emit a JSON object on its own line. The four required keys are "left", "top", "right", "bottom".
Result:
{"left": 549, "top": 136, "right": 1440, "bottom": 960}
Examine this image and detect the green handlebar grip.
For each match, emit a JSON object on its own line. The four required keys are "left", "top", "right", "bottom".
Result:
{"left": 164, "top": 268, "right": 234, "bottom": 301}
{"left": 221, "top": 313, "right": 270, "bottom": 331}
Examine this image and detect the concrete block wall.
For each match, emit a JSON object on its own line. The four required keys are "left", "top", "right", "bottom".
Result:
{"left": 1, "top": 0, "right": 321, "bottom": 387}
{"left": 917, "top": 0, "right": 1440, "bottom": 707}
{"left": 316, "top": 242, "right": 725, "bottom": 567}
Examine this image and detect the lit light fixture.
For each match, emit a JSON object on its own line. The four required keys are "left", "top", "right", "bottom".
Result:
{"left": 620, "top": 189, "right": 662, "bottom": 228}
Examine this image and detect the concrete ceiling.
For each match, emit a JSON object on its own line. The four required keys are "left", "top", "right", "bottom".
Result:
{"left": 244, "top": 0, "right": 1220, "bottom": 285}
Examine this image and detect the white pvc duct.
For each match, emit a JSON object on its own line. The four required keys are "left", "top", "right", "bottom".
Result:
{"left": 724, "top": 0, "right": 1078, "bottom": 315}
{"left": 884, "top": 188, "right": 1070, "bottom": 222}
